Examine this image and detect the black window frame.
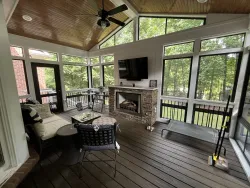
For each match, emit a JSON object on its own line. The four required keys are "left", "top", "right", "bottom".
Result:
{"left": 195, "top": 52, "right": 243, "bottom": 102}
{"left": 138, "top": 16, "right": 206, "bottom": 41}
{"left": 99, "top": 20, "right": 134, "bottom": 49}
{"left": 161, "top": 56, "right": 193, "bottom": 98}
{"left": 12, "top": 59, "right": 30, "bottom": 96}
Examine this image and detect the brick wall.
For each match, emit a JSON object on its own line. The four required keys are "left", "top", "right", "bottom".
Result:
{"left": 10, "top": 47, "right": 46, "bottom": 96}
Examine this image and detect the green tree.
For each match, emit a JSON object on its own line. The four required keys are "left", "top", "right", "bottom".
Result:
{"left": 63, "top": 65, "right": 88, "bottom": 91}
{"left": 62, "top": 54, "right": 86, "bottom": 63}
{"left": 91, "top": 66, "right": 101, "bottom": 88}
{"left": 104, "top": 65, "right": 115, "bottom": 86}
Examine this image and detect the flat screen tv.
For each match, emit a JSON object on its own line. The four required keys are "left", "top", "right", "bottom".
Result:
{"left": 118, "top": 57, "right": 148, "bottom": 80}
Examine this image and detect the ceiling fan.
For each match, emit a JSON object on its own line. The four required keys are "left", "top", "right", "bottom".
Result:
{"left": 76, "top": 0, "right": 128, "bottom": 29}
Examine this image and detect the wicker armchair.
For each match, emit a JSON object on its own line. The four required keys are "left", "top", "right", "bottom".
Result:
{"left": 75, "top": 123, "right": 119, "bottom": 177}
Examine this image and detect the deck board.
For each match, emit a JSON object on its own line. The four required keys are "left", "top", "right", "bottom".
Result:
{"left": 18, "top": 109, "right": 250, "bottom": 188}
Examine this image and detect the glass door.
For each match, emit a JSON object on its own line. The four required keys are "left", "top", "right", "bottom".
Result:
{"left": 31, "top": 63, "right": 63, "bottom": 112}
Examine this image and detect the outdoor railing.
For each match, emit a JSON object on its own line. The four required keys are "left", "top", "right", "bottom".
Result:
{"left": 160, "top": 99, "right": 188, "bottom": 122}
{"left": 192, "top": 101, "right": 233, "bottom": 130}
{"left": 66, "top": 90, "right": 89, "bottom": 109}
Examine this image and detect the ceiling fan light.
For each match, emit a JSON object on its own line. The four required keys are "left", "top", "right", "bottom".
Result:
{"left": 197, "top": 0, "right": 208, "bottom": 3}
{"left": 97, "top": 19, "right": 110, "bottom": 29}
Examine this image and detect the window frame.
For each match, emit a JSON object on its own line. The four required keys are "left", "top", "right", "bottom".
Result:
{"left": 12, "top": 59, "right": 30, "bottom": 97}
{"left": 161, "top": 56, "right": 193, "bottom": 98}
{"left": 195, "top": 52, "right": 243, "bottom": 102}
{"left": 99, "top": 20, "right": 134, "bottom": 49}
{"left": 138, "top": 16, "right": 206, "bottom": 41}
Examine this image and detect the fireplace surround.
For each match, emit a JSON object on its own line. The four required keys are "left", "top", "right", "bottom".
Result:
{"left": 109, "top": 86, "right": 158, "bottom": 126}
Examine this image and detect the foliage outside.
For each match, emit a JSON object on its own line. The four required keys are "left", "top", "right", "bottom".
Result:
{"left": 115, "top": 21, "right": 134, "bottom": 45}
{"left": 139, "top": 17, "right": 166, "bottom": 40}
{"left": 100, "top": 36, "right": 115, "bottom": 49}
{"left": 91, "top": 66, "right": 101, "bottom": 88}
{"left": 201, "top": 34, "right": 245, "bottom": 52}
{"left": 104, "top": 65, "right": 115, "bottom": 86}
{"left": 44, "top": 67, "right": 56, "bottom": 92}
{"left": 165, "top": 42, "right": 194, "bottom": 56}
{"left": 100, "top": 21, "right": 134, "bottom": 49}
{"left": 139, "top": 17, "right": 204, "bottom": 40}
{"left": 196, "top": 53, "right": 238, "bottom": 101}
{"left": 62, "top": 54, "right": 87, "bottom": 64}
{"left": 163, "top": 58, "right": 191, "bottom": 97}
{"left": 166, "top": 19, "right": 204, "bottom": 34}
{"left": 102, "top": 55, "right": 114, "bottom": 63}
{"left": 90, "top": 57, "right": 100, "bottom": 64}
{"left": 63, "top": 65, "right": 88, "bottom": 91}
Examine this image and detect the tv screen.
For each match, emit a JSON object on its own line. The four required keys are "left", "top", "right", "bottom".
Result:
{"left": 118, "top": 57, "right": 148, "bottom": 80}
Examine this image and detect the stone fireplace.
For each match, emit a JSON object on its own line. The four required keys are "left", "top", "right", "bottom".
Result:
{"left": 109, "top": 86, "right": 158, "bottom": 126}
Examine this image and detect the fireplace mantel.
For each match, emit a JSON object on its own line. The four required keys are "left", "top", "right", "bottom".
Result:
{"left": 109, "top": 85, "right": 158, "bottom": 91}
{"left": 109, "top": 86, "right": 158, "bottom": 126}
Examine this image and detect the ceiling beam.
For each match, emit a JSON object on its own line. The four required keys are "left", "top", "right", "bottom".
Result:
{"left": 109, "top": 0, "right": 138, "bottom": 18}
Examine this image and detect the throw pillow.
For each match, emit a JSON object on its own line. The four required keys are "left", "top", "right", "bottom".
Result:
{"left": 24, "top": 103, "right": 53, "bottom": 119}
{"left": 21, "top": 105, "right": 43, "bottom": 124}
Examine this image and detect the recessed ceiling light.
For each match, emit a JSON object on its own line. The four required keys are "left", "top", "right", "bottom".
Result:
{"left": 197, "top": 0, "right": 208, "bottom": 3}
{"left": 22, "top": 15, "right": 32, "bottom": 22}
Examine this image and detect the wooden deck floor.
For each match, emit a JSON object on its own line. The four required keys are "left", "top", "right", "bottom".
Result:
{"left": 18, "top": 109, "right": 250, "bottom": 188}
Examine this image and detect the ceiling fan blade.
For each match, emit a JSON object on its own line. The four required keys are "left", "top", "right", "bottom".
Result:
{"left": 88, "top": 0, "right": 99, "bottom": 10}
{"left": 108, "top": 4, "right": 128, "bottom": 15}
{"left": 108, "top": 17, "right": 125, "bottom": 26}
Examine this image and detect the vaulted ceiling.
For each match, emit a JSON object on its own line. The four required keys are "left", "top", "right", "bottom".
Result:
{"left": 7, "top": 0, "right": 250, "bottom": 51}
{"left": 128, "top": 0, "right": 250, "bottom": 14}
{"left": 7, "top": 0, "right": 128, "bottom": 50}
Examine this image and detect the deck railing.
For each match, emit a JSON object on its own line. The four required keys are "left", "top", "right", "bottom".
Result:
{"left": 192, "top": 102, "right": 233, "bottom": 130}
{"left": 66, "top": 90, "right": 89, "bottom": 109}
{"left": 160, "top": 99, "right": 188, "bottom": 122}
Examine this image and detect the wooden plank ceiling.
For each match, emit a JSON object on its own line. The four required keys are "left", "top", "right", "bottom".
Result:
{"left": 7, "top": 0, "right": 128, "bottom": 50}
{"left": 128, "top": 0, "right": 250, "bottom": 14}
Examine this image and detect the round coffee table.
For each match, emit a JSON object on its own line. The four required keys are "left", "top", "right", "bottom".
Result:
{"left": 56, "top": 124, "right": 83, "bottom": 165}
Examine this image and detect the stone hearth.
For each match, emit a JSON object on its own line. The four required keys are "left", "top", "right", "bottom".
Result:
{"left": 109, "top": 86, "right": 158, "bottom": 125}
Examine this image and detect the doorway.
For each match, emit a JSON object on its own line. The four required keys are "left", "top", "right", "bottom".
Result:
{"left": 31, "top": 63, "right": 63, "bottom": 112}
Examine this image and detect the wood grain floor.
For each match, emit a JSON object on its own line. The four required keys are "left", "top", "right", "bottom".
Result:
{"left": 18, "top": 109, "right": 250, "bottom": 188}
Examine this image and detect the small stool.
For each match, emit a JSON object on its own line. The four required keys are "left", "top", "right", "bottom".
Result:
{"left": 92, "top": 117, "right": 117, "bottom": 125}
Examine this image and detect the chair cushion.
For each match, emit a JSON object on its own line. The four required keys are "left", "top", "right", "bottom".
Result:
{"left": 92, "top": 117, "right": 116, "bottom": 125}
{"left": 34, "top": 115, "right": 70, "bottom": 140}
